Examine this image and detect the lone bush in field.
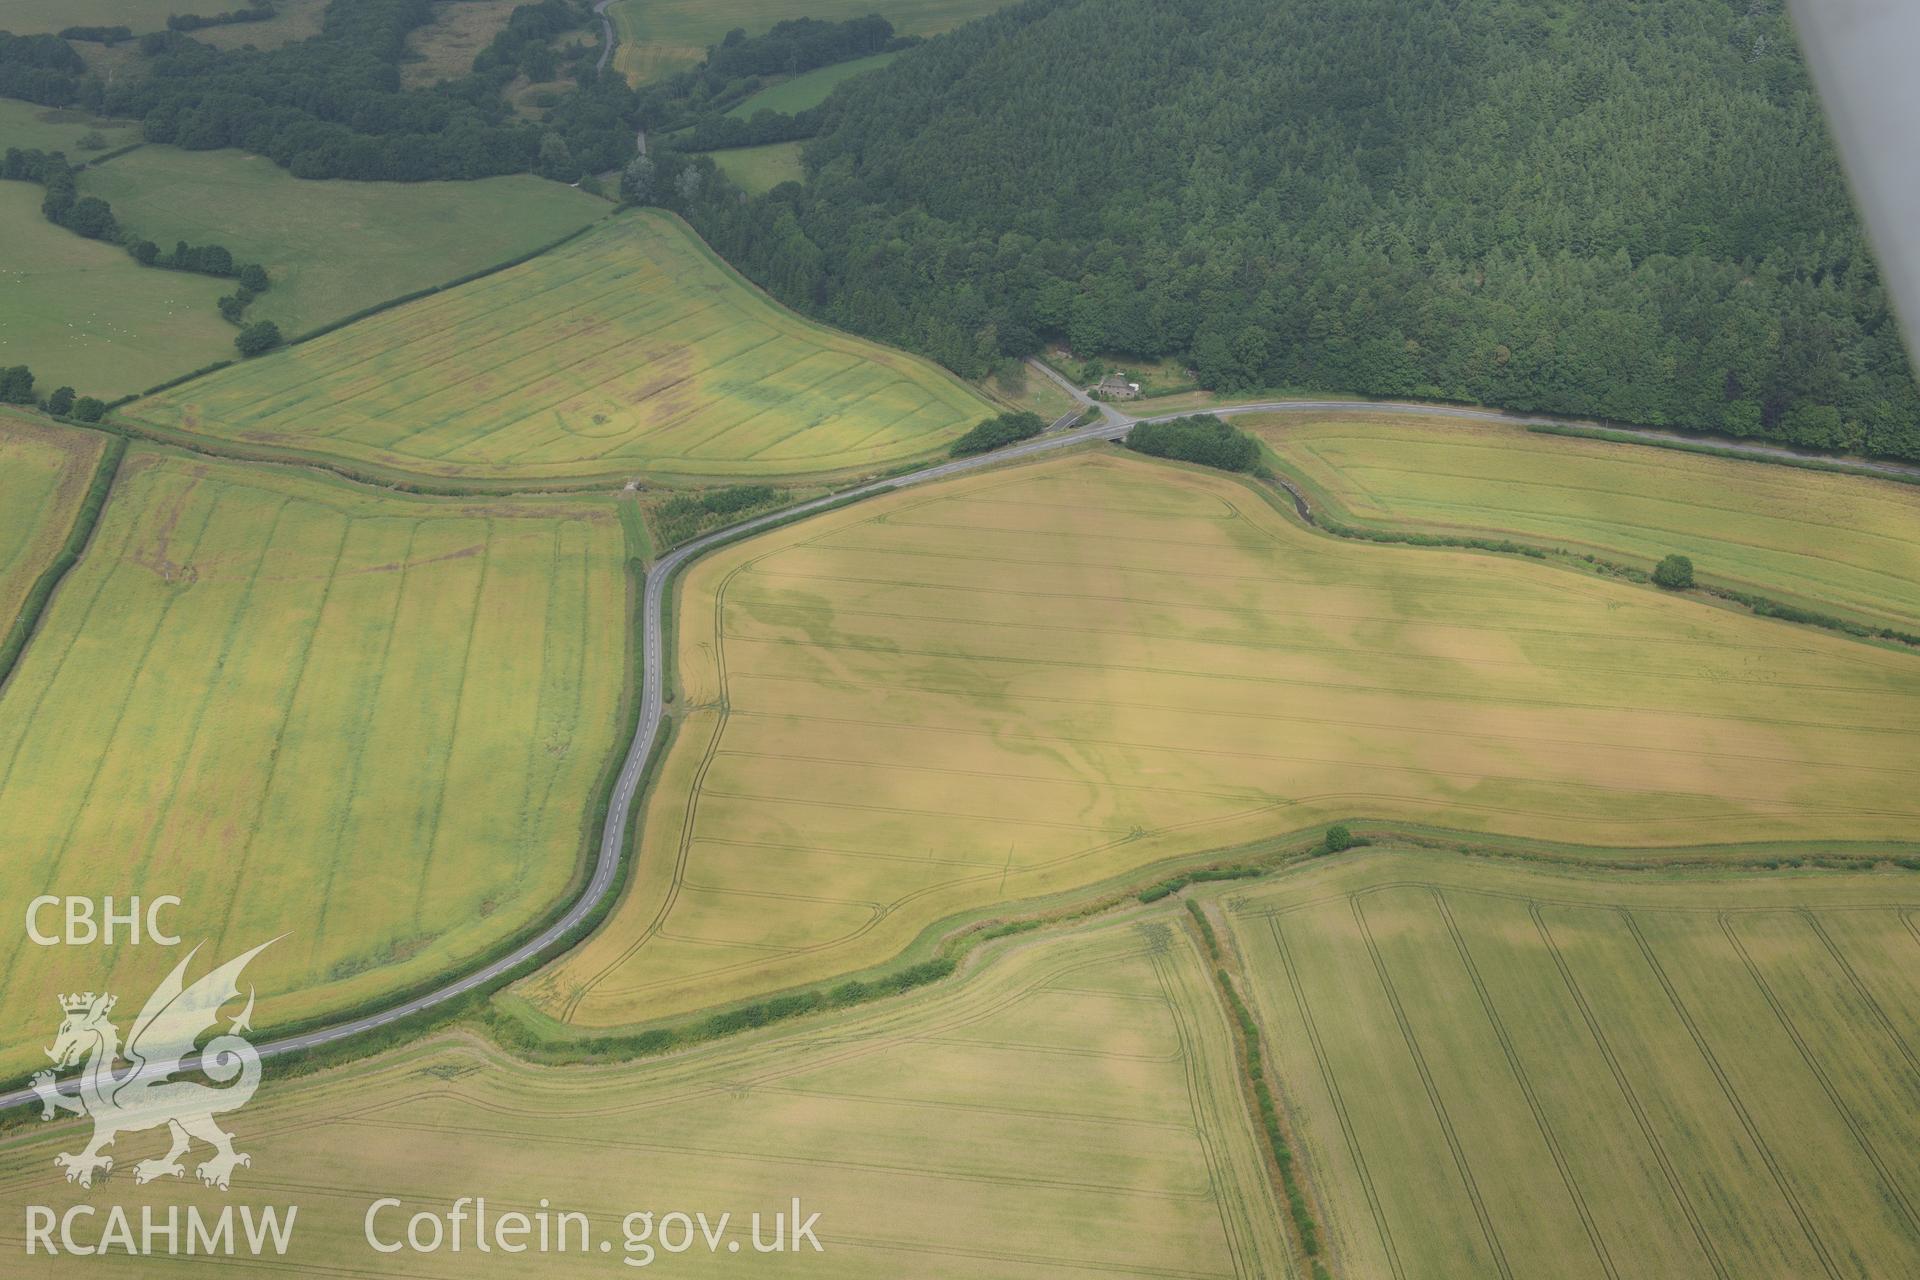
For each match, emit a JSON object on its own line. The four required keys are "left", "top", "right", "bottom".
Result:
{"left": 1126, "top": 415, "right": 1260, "bottom": 472}
{"left": 1652, "top": 554, "right": 1695, "bottom": 590}
{"left": 1323, "top": 823, "right": 1355, "bottom": 853}
{"left": 235, "top": 321, "right": 283, "bottom": 357}
{"left": 0, "top": 366, "right": 34, "bottom": 404}
{"left": 949, "top": 411, "right": 1046, "bottom": 456}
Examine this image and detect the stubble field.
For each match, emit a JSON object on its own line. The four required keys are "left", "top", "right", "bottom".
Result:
{"left": 122, "top": 212, "right": 991, "bottom": 484}
{"left": 0, "top": 911, "right": 1290, "bottom": 1277}
{"left": 520, "top": 449, "right": 1920, "bottom": 1037}
{"left": 0, "top": 413, "right": 106, "bottom": 636}
{"left": 0, "top": 446, "right": 629, "bottom": 1077}
{"left": 1229, "top": 851, "right": 1920, "bottom": 1280}
{"left": 1255, "top": 414, "right": 1920, "bottom": 630}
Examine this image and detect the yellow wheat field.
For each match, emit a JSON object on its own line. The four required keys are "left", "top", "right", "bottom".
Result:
{"left": 122, "top": 213, "right": 993, "bottom": 485}
{"left": 0, "top": 446, "right": 628, "bottom": 1077}
{"left": 0, "top": 911, "right": 1290, "bottom": 1277}
{"left": 523, "top": 449, "right": 1920, "bottom": 1036}
{"left": 0, "top": 411, "right": 105, "bottom": 633}
{"left": 1256, "top": 414, "right": 1920, "bottom": 630}
{"left": 1230, "top": 850, "right": 1920, "bottom": 1279}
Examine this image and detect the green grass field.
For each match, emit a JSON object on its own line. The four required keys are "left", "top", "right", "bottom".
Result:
{"left": 1228, "top": 850, "right": 1920, "bottom": 1279}
{"left": 0, "top": 411, "right": 106, "bottom": 636}
{"left": 0, "top": 183, "right": 234, "bottom": 399}
{"left": 1256, "top": 414, "right": 1920, "bottom": 632}
{"left": 123, "top": 211, "right": 993, "bottom": 483}
{"left": 2, "top": 0, "right": 327, "bottom": 47}
{"left": 525, "top": 450, "right": 1920, "bottom": 1035}
{"left": 79, "top": 146, "right": 607, "bottom": 342}
{"left": 708, "top": 139, "right": 805, "bottom": 193}
{"left": 726, "top": 51, "right": 901, "bottom": 117}
{"left": 0, "top": 910, "right": 1289, "bottom": 1277}
{"left": 609, "top": 0, "right": 1005, "bottom": 83}
{"left": 0, "top": 445, "right": 629, "bottom": 1078}
{"left": 983, "top": 357, "right": 1079, "bottom": 420}
{"left": 0, "top": 101, "right": 141, "bottom": 155}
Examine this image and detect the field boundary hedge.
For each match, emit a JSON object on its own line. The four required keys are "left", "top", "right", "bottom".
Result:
{"left": 77, "top": 141, "right": 146, "bottom": 169}
{"left": 1239, "top": 450, "right": 1920, "bottom": 653}
{"left": 0, "top": 435, "right": 125, "bottom": 694}
{"left": 1186, "top": 900, "right": 1331, "bottom": 1280}
{"left": 283, "top": 220, "right": 605, "bottom": 348}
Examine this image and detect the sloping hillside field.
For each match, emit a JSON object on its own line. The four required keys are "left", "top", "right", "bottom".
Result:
{"left": 0, "top": 447, "right": 628, "bottom": 1077}
{"left": 0, "top": 183, "right": 233, "bottom": 399}
{"left": 525, "top": 450, "right": 1920, "bottom": 1034}
{"left": 123, "top": 212, "right": 991, "bottom": 484}
{"left": 1230, "top": 852, "right": 1920, "bottom": 1280}
{"left": 0, "top": 412, "right": 106, "bottom": 636}
{"left": 1256, "top": 414, "right": 1920, "bottom": 630}
{"left": 78, "top": 148, "right": 606, "bottom": 345}
{"left": 0, "top": 913, "right": 1289, "bottom": 1277}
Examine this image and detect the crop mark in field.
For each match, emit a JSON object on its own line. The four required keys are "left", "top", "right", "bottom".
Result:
{"left": 724, "top": 692, "right": 1912, "bottom": 782}
{"left": 1432, "top": 890, "right": 1618, "bottom": 1280}
{"left": 1618, "top": 910, "right": 1840, "bottom": 1280}
{"left": 404, "top": 527, "right": 495, "bottom": 929}
{"left": 736, "top": 561, "right": 1855, "bottom": 665}
{"left": 308, "top": 522, "right": 419, "bottom": 956}
{"left": 735, "top": 558, "right": 1852, "bottom": 664}
{"left": 1717, "top": 912, "right": 1920, "bottom": 1238}
{"left": 1267, "top": 915, "right": 1404, "bottom": 1279}
{"left": 713, "top": 746, "right": 1274, "bottom": 805}
{"left": 117, "top": 495, "right": 292, "bottom": 952}
{"left": 729, "top": 578, "right": 1893, "bottom": 701}
{"left": 1352, "top": 895, "right": 1514, "bottom": 1280}
{"left": 203, "top": 517, "right": 355, "bottom": 962}
{"left": 723, "top": 625, "right": 1920, "bottom": 746}
{"left": 0, "top": 494, "right": 220, "bottom": 1003}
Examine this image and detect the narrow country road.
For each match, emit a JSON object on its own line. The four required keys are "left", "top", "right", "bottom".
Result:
{"left": 592, "top": 0, "right": 616, "bottom": 73}
{"left": 7, "top": 368, "right": 1911, "bottom": 1111}
{"left": 0, "top": 404, "right": 1131, "bottom": 1113}
{"left": 1039, "top": 360, "right": 1920, "bottom": 481}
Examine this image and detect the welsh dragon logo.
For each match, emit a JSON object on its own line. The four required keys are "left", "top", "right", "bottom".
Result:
{"left": 30, "top": 939, "right": 276, "bottom": 1191}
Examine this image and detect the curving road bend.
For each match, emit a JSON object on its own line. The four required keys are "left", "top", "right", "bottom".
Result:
{"left": 0, "top": 400, "right": 1130, "bottom": 1112}
{"left": 7, "top": 370, "right": 1909, "bottom": 1110}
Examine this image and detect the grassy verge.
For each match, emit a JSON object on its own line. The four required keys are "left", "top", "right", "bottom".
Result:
{"left": 1526, "top": 422, "right": 1920, "bottom": 487}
